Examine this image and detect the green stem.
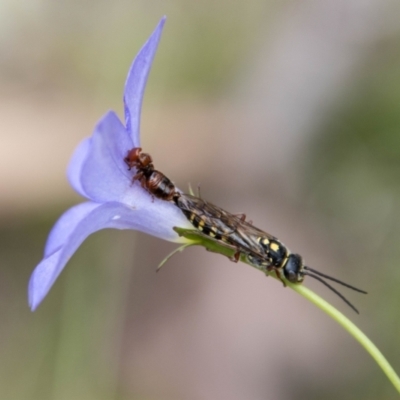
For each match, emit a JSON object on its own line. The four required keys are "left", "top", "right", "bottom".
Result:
{"left": 290, "top": 283, "right": 400, "bottom": 394}
{"left": 174, "top": 226, "right": 400, "bottom": 395}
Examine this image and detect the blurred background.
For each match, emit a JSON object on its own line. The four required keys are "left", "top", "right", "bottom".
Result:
{"left": 1, "top": 0, "right": 400, "bottom": 399}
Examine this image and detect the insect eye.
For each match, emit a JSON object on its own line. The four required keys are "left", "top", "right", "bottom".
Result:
{"left": 286, "top": 270, "right": 298, "bottom": 283}
{"left": 283, "top": 254, "right": 303, "bottom": 283}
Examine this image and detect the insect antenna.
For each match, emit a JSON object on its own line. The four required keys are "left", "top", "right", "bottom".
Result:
{"left": 304, "top": 266, "right": 367, "bottom": 294}
{"left": 303, "top": 271, "right": 361, "bottom": 314}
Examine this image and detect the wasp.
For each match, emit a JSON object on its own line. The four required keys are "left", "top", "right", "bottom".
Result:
{"left": 124, "top": 147, "right": 179, "bottom": 201}
{"left": 123, "top": 148, "right": 366, "bottom": 313}
{"left": 174, "top": 193, "right": 367, "bottom": 313}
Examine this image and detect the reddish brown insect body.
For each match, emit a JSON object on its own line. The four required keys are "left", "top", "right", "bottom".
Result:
{"left": 125, "top": 147, "right": 153, "bottom": 170}
{"left": 124, "top": 147, "right": 179, "bottom": 201}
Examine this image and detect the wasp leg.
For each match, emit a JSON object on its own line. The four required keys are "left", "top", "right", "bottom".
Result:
{"left": 234, "top": 213, "right": 246, "bottom": 221}
{"left": 267, "top": 266, "right": 286, "bottom": 287}
{"left": 232, "top": 213, "right": 252, "bottom": 224}
{"left": 228, "top": 249, "right": 241, "bottom": 263}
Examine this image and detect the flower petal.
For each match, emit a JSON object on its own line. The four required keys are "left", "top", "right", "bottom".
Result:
{"left": 29, "top": 200, "right": 192, "bottom": 311}
{"left": 67, "top": 137, "right": 91, "bottom": 197}
{"left": 29, "top": 250, "right": 63, "bottom": 311}
{"left": 80, "top": 111, "right": 133, "bottom": 203}
{"left": 123, "top": 17, "right": 166, "bottom": 146}
{"left": 120, "top": 194, "right": 193, "bottom": 240}
{"left": 44, "top": 201, "right": 99, "bottom": 257}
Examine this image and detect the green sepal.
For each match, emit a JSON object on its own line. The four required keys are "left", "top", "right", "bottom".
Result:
{"left": 174, "top": 226, "right": 270, "bottom": 275}
{"left": 157, "top": 243, "right": 194, "bottom": 272}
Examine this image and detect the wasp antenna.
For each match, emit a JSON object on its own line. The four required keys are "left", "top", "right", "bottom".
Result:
{"left": 304, "top": 266, "right": 367, "bottom": 294}
{"left": 304, "top": 272, "right": 360, "bottom": 314}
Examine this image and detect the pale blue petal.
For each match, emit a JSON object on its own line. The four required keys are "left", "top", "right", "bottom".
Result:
{"left": 67, "top": 137, "right": 91, "bottom": 197}
{"left": 29, "top": 200, "right": 191, "bottom": 311}
{"left": 80, "top": 111, "right": 133, "bottom": 203}
{"left": 29, "top": 250, "right": 63, "bottom": 311}
{"left": 120, "top": 192, "right": 193, "bottom": 240}
{"left": 123, "top": 17, "right": 166, "bottom": 146}
{"left": 44, "top": 201, "right": 100, "bottom": 257}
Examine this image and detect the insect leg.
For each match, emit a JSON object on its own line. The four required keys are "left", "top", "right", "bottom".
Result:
{"left": 139, "top": 175, "right": 155, "bottom": 202}
{"left": 267, "top": 266, "right": 287, "bottom": 287}
{"left": 133, "top": 170, "right": 143, "bottom": 182}
{"left": 228, "top": 249, "right": 241, "bottom": 263}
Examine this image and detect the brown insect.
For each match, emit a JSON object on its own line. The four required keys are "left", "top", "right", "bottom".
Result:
{"left": 124, "top": 147, "right": 179, "bottom": 201}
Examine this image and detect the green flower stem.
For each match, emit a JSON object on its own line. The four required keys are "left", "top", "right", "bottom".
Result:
{"left": 290, "top": 283, "right": 400, "bottom": 394}
{"left": 174, "top": 227, "right": 400, "bottom": 394}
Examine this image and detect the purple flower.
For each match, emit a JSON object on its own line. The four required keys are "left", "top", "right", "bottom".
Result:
{"left": 29, "top": 17, "right": 192, "bottom": 311}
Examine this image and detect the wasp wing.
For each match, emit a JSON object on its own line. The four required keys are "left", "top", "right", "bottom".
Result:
{"left": 175, "top": 194, "right": 276, "bottom": 262}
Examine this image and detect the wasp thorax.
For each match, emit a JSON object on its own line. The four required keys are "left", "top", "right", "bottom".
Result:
{"left": 268, "top": 240, "right": 288, "bottom": 267}
{"left": 283, "top": 254, "right": 304, "bottom": 283}
{"left": 259, "top": 237, "right": 287, "bottom": 267}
